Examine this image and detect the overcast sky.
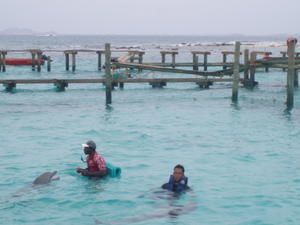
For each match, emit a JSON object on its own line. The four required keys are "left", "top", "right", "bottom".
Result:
{"left": 0, "top": 0, "right": 298, "bottom": 35}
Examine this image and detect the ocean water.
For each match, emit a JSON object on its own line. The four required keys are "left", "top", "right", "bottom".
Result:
{"left": 0, "top": 35, "right": 300, "bottom": 225}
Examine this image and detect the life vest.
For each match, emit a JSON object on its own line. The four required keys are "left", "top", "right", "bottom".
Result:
{"left": 164, "top": 175, "right": 188, "bottom": 193}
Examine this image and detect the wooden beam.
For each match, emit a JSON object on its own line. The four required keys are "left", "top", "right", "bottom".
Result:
{"left": 0, "top": 77, "right": 235, "bottom": 85}
{"left": 114, "top": 62, "right": 236, "bottom": 77}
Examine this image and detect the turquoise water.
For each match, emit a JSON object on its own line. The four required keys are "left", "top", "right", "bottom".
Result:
{"left": 0, "top": 35, "right": 300, "bottom": 225}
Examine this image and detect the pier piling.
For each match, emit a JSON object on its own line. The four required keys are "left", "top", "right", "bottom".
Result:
{"left": 31, "top": 51, "right": 36, "bottom": 71}
{"left": 171, "top": 53, "right": 176, "bottom": 68}
{"left": 264, "top": 52, "right": 272, "bottom": 72}
{"left": 105, "top": 43, "right": 112, "bottom": 105}
{"left": 47, "top": 56, "right": 51, "bottom": 72}
{"left": 138, "top": 52, "right": 144, "bottom": 72}
{"left": 96, "top": 51, "right": 103, "bottom": 71}
{"left": 295, "top": 69, "right": 299, "bottom": 87}
{"left": 203, "top": 53, "right": 209, "bottom": 71}
{"left": 232, "top": 42, "right": 241, "bottom": 102}
{"left": 192, "top": 54, "right": 199, "bottom": 71}
{"left": 281, "top": 51, "right": 287, "bottom": 71}
{"left": 160, "top": 51, "right": 178, "bottom": 68}
{"left": 71, "top": 51, "right": 77, "bottom": 72}
{"left": 243, "top": 49, "right": 249, "bottom": 84}
{"left": 287, "top": 38, "right": 297, "bottom": 108}
{"left": 161, "top": 52, "right": 166, "bottom": 64}
{"left": 37, "top": 51, "right": 42, "bottom": 72}
{"left": 65, "top": 52, "right": 70, "bottom": 71}
{"left": 222, "top": 51, "right": 242, "bottom": 70}
{"left": 249, "top": 52, "right": 257, "bottom": 88}
{"left": 1, "top": 51, "right": 7, "bottom": 72}
{"left": 191, "top": 51, "right": 211, "bottom": 71}
{"left": 222, "top": 53, "right": 227, "bottom": 70}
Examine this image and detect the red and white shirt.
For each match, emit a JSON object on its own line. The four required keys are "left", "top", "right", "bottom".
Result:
{"left": 86, "top": 151, "right": 106, "bottom": 173}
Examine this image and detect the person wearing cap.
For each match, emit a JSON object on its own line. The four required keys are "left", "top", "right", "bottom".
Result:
{"left": 76, "top": 140, "right": 107, "bottom": 177}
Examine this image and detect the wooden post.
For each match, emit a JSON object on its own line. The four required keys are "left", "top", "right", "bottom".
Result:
{"left": 286, "top": 38, "right": 297, "bottom": 108}
{"left": 1, "top": 51, "right": 7, "bottom": 72}
{"left": 222, "top": 53, "right": 227, "bottom": 70}
{"left": 36, "top": 51, "right": 42, "bottom": 72}
{"left": 281, "top": 52, "right": 287, "bottom": 72}
{"left": 138, "top": 52, "right": 143, "bottom": 72}
{"left": 65, "top": 53, "right": 69, "bottom": 71}
{"left": 47, "top": 56, "right": 51, "bottom": 72}
{"left": 295, "top": 69, "right": 299, "bottom": 87}
{"left": 203, "top": 53, "right": 208, "bottom": 71}
{"left": 138, "top": 53, "right": 143, "bottom": 64}
{"left": 192, "top": 53, "right": 198, "bottom": 71}
{"left": 130, "top": 55, "right": 134, "bottom": 63}
{"left": 296, "top": 52, "right": 300, "bottom": 87}
{"left": 171, "top": 53, "right": 176, "bottom": 68}
{"left": 105, "top": 43, "right": 112, "bottom": 105}
{"left": 71, "top": 51, "right": 77, "bottom": 72}
{"left": 0, "top": 53, "right": 2, "bottom": 72}
{"left": 31, "top": 52, "right": 36, "bottom": 71}
{"left": 97, "top": 51, "right": 102, "bottom": 71}
{"left": 264, "top": 53, "right": 271, "bottom": 72}
{"left": 249, "top": 52, "right": 256, "bottom": 88}
{"left": 243, "top": 49, "right": 249, "bottom": 82}
{"left": 232, "top": 42, "right": 241, "bottom": 102}
{"left": 129, "top": 54, "right": 134, "bottom": 71}
{"left": 161, "top": 53, "right": 166, "bottom": 64}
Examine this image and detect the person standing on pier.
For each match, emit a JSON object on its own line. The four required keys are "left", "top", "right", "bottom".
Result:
{"left": 76, "top": 140, "right": 107, "bottom": 177}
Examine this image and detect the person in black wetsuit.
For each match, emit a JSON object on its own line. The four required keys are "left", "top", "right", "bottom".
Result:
{"left": 162, "top": 164, "right": 190, "bottom": 193}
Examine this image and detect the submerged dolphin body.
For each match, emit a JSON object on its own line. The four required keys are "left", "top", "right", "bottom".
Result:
{"left": 95, "top": 202, "right": 197, "bottom": 225}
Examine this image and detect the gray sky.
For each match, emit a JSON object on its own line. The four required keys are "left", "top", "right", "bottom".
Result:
{"left": 0, "top": 0, "right": 298, "bottom": 35}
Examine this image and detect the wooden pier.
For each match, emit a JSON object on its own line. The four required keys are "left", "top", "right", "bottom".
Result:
{"left": 0, "top": 38, "right": 299, "bottom": 109}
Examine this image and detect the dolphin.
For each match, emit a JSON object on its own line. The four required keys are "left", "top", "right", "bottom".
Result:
{"left": 32, "top": 171, "right": 59, "bottom": 185}
{"left": 10, "top": 171, "right": 59, "bottom": 198}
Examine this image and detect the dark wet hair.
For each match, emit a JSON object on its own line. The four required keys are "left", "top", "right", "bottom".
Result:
{"left": 174, "top": 164, "right": 185, "bottom": 173}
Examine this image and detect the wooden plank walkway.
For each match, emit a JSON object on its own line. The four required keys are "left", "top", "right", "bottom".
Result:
{"left": 0, "top": 77, "right": 234, "bottom": 85}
